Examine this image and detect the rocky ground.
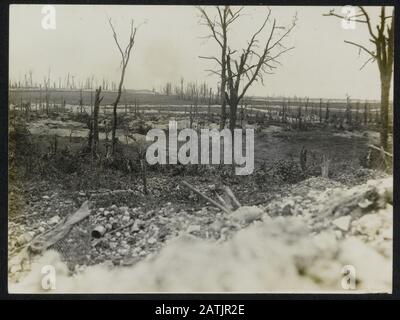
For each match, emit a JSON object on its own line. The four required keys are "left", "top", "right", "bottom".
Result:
{"left": 8, "top": 110, "right": 392, "bottom": 292}
{"left": 8, "top": 168, "right": 392, "bottom": 293}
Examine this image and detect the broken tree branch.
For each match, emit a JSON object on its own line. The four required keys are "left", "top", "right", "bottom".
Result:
{"left": 182, "top": 181, "right": 230, "bottom": 213}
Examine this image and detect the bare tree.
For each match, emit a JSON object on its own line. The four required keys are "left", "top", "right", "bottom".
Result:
{"left": 198, "top": 6, "right": 243, "bottom": 129}
{"left": 224, "top": 9, "right": 296, "bottom": 132}
{"left": 93, "top": 86, "right": 103, "bottom": 154}
{"left": 108, "top": 18, "right": 138, "bottom": 154}
{"left": 324, "top": 6, "right": 394, "bottom": 150}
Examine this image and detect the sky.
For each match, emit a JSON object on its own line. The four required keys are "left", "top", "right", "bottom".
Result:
{"left": 9, "top": 5, "right": 393, "bottom": 100}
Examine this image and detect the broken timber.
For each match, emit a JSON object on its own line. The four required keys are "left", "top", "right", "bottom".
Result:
{"left": 181, "top": 181, "right": 241, "bottom": 213}
{"left": 28, "top": 201, "right": 91, "bottom": 254}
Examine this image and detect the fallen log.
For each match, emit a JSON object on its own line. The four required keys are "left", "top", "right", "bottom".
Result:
{"left": 368, "top": 144, "right": 393, "bottom": 158}
{"left": 28, "top": 201, "right": 91, "bottom": 254}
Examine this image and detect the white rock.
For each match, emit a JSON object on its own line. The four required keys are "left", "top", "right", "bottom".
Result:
{"left": 119, "top": 206, "right": 129, "bottom": 213}
{"left": 9, "top": 264, "right": 22, "bottom": 274}
{"left": 27, "top": 231, "right": 35, "bottom": 238}
{"left": 358, "top": 199, "right": 373, "bottom": 209}
{"left": 332, "top": 216, "right": 351, "bottom": 231}
{"left": 148, "top": 238, "right": 156, "bottom": 244}
{"left": 231, "top": 206, "right": 264, "bottom": 223}
{"left": 16, "top": 233, "right": 33, "bottom": 246}
{"left": 380, "top": 228, "right": 392, "bottom": 240}
{"left": 117, "top": 248, "right": 129, "bottom": 256}
{"left": 48, "top": 215, "right": 60, "bottom": 225}
{"left": 353, "top": 214, "right": 383, "bottom": 236}
{"left": 109, "top": 242, "right": 117, "bottom": 249}
{"left": 187, "top": 225, "right": 201, "bottom": 234}
{"left": 131, "top": 224, "right": 139, "bottom": 233}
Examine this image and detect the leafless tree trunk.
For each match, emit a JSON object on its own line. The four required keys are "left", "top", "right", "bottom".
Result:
{"left": 225, "top": 10, "right": 296, "bottom": 132}
{"left": 324, "top": 6, "right": 394, "bottom": 150}
{"left": 108, "top": 18, "right": 138, "bottom": 155}
{"left": 198, "top": 6, "right": 243, "bottom": 129}
{"left": 140, "top": 159, "right": 148, "bottom": 195}
{"left": 79, "top": 88, "right": 83, "bottom": 114}
{"left": 319, "top": 98, "right": 323, "bottom": 123}
{"left": 325, "top": 100, "right": 330, "bottom": 122}
{"left": 93, "top": 86, "right": 103, "bottom": 154}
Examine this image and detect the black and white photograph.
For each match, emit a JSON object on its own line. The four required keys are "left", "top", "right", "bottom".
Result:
{"left": 7, "top": 4, "right": 394, "bottom": 294}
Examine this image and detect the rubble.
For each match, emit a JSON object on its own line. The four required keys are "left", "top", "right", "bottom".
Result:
{"left": 8, "top": 174, "right": 392, "bottom": 293}
{"left": 48, "top": 215, "right": 61, "bottom": 226}
{"left": 230, "top": 206, "right": 264, "bottom": 223}
{"left": 9, "top": 212, "right": 392, "bottom": 293}
{"left": 332, "top": 216, "right": 351, "bottom": 231}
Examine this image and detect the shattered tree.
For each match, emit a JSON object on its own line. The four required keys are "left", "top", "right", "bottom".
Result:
{"left": 108, "top": 18, "right": 138, "bottom": 155}
{"left": 324, "top": 6, "right": 394, "bottom": 150}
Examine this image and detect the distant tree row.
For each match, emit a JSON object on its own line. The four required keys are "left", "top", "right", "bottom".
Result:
{"left": 9, "top": 72, "right": 126, "bottom": 92}
{"left": 160, "top": 78, "right": 220, "bottom": 104}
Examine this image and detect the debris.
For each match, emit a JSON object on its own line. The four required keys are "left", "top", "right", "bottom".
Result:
{"left": 28, "top": 201, "right": 91, "bottom": 254}
{"left": 11, "top": 211, "right": 42, "bottom": 221}
{"left": 352, "top": 214, "right": 383, "bottom": 237}
{"left": 108, "top": 221, "right": 135, "bottom": 236}
{"left": 358, "top": 198, "right": 373, "bottom": 209}
{"left": 281, "top": 200, "right": 295, "bottom": 216}
{"left": 187, "top": 225, "right": 201, "bottom": 234}
{"left": 48, "top": 215, "right": 61, "bottom": 226}
{"left": 11, "top": 215, "right": 391, "bottom": 293}
{"left": 130, "top": 224, "right": 140, "bottom": 233}
{"left": 182, "top": 181, "right": 230, "bottom": 213}
{"left": 16, "top": 233, "right": 33, "bottom": 246}
{"left": 8, "top": 166, "right": 392, "bottom": 293}
{"left": 230, "top": 206, "right": 264, "bottom": 223}
{"left": 91, "top": 225, "right": 107, "bottom": 238}
{"left": 332, "top": 216, "right": 351, "bottom": 231}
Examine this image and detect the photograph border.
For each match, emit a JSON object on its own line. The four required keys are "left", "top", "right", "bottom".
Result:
{"left": 0, "top": 0, "right": 398, "bottom": 302}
